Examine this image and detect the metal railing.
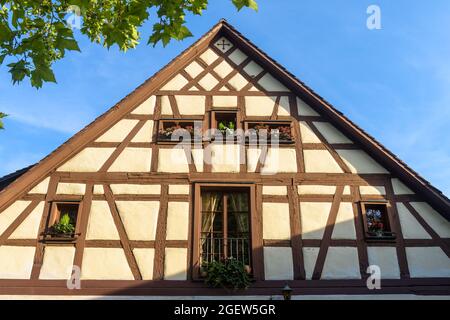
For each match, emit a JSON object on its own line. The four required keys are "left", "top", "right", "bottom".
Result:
{"left": 200, "top": 233, "right": 251, "bottom": 266}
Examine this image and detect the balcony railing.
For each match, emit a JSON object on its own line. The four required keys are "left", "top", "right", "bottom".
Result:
{"left": 200, "top": 233, "right": 251, "bottom": 267}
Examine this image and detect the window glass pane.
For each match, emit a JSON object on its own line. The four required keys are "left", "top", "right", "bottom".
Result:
{"left": 201, "top": 192, "right": 222, "bottom": 233}
{"left": 227, "top": 192, "right": 249, "bottom": 236}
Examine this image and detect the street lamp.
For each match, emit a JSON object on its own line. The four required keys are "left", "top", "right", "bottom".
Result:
{"left": 282, "top": 284, "right": 293, "bottom": 300}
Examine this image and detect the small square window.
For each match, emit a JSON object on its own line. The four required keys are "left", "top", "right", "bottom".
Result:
{"left": 158, "top": 120, "right": 202, "bottom": 143}
{"left": 361, "top": 202, "right": 396, "bottom": 241}
{"left": 212, "top": 112, "right": 238, "bottom": 140}
{"left": 45, "top": 202, "right": 80, "bottom": 241}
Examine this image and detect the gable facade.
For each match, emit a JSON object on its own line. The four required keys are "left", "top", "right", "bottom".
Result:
{"left": 0, "top": 20, "right": 449, "bottom": 298}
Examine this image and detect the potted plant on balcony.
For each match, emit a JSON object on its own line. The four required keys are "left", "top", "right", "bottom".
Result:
{"left": 218, "top": 121, "right": 236, "bottom": 137}
{"left": 272, "top": 125, "right": 293, "bottom": 142}
{"left": 48, "top": 213, "right": 76, "bottom": 239}
{"left": 203, "top": 257, "right": 251, "bottom": 292}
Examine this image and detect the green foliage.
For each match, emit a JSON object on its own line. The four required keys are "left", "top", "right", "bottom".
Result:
{"left": 0, "top": 0, "right": 258, "bottom": 89}
{"left": 50, "top": 213, "right": 75, "bottom": 235}
{"left": 204, "top": 258, "right": 251, "bottom": 290}
{"left": 218, "top": 121, "right": 235, "bottom": 135}
{"left": 0, "top": 112, "right": 6, "bottom": 129}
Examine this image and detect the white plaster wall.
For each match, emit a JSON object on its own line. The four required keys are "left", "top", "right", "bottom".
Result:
{"left": 337, "top": 150, "right": 389, "bottom": 174}
{"left": 81, "top": 248, "right": 134, "bottom": 280}
{"left": 392, "top": 178, "right": 414, "bottom": 195}
{"left": 299, "top": 121, "right": 321, "bottom": 143}
{"left": 313, "top": 122, "right": 353, "bottom": 144}
{"left": 303, "top": 247, "right": 320, "bottom": 280}
{"left": 410, "top": 202, "right": 450, "bottom": 238}
{"left": 157, "top": 148, "right": 190, "bottom": 173}
{"left": 321, "top": 247, "right": 361, "bottom": 280}
{"left": 277, "top": 96, "right": 291, "bottom": 116}
{"left": 175, "top": 95, "right": 206, "bottom": 115}
{"left": 0, "top": 246, "right": 35, "bottom": 279}
{"left": 86, "top": 201, "right": 120, "bottom": 240}
{"left": 110, "top": 184, "right": 161, "bottom": 195}
{"left": 131, "top": 121, "right": 154, "bottom": 143}
{"left": 184, "top": 61, "right": 204, "bottom": 78}
{"left": 211, "top": 144, "right": 240, "bottom": 173}
{"left": 115, "top": 201, "right": 160, "bottom": 241}
{"left": 131, "top": 95, "right": 156, "bottom": 115}
{"left": 367, "top": 247, "right": 400, "bottom": 279}
{"left": 161, "top": 74, "right": 189, "bottom": 90}
{"left": 258, "top": 74, "right": 289, "bottom": 91}
{"left": 108, "top": 148, "right": 152, "bottom": 172}
{"left": 359, "top": 186, "right": 386, "bottom": 196}
{"left": 133, "top": 248, "right": 155, "bottom": 280}
{"left": 9, "top": 201, "right": 44, "bottom": 239}
{"left": 191, "top": 148, "right": 204, "bottom": 172}
{"left": 161, "top": 96, "right": 172, "bottom": 115}
{"left": 229, "top": 49, "right": 247, "bottom": 65}
{"left": 166, "top": 202, "right": 189, "bottom": 241}
{"left": 198, "top": 73, "right": 219, "bottom": 90}
{"left": 93, "top": 185, "right": 104, "bottom": 195}
{"left": 262, "top": 148, "right": 297, "bottom": 174}
{"left": 262, "top": 203, "right": 291, "bottom": 240}
{"left": 57, "top": 148, "right": 115, "bottom": 172}
{"left": 168, "top": 185, "right": 190, "bottom": 195}
{"left": 95, "top": 119, "right": 138, "bottom": 143}
{"left": 212, "top": 95, "right": 238, "bottom": 108}
{"left": 297, "top": 98, "right": 319, "bottom": 116}
{"left": 298, "top": 185, "right": 336, "bottom": 195}
{"left": 396, "top": 203, "right": 431, "bottom": 239}
{"left": 262, "top": 186, "right": 287, "bottom": 196}
{"left": 263, "top": 247, "right": 294, "bottom": 280}
{"left": 243, "top": 61, "right": 263, "bottom": 77}
{"left": 228, "top": 73, "right": 248, "bottom": 90}
{"left": 28, "top": 177, "right": 50, "bottom": 194}
{"left": 56, "top": 183, "right": 86, "bottom": 195}
{"left": 0, "top": 200, "right": 31, "bottom": 236}
{"left": 245, "top": 96, "right": 276, "bottom": 116}
{"left": 200, "top": 49, "right": 219, "bottom": 65}
{"left": 331, "top": 202, "right": 356, "bottom": 240}
{"left": 406, "top": 247, "right": 450, "bottom": 278}
{"left": 304, "top": 150, "right": 343, "bottom": 173}
{"left": 300, "top": 202, "right": 332, "bottom": 239}
{"left": 246, "top": 147, "right": 261, "bottom": 173}
{"left": 164, "top": 248, "right": 188, "bottom": 280}
{"left": 213, "top": 60, "right": 233, "bottom": 78}
{"left": 39, "top": 246, "right": 75, "bottom": 280}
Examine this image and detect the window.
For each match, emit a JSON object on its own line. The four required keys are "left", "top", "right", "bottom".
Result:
{"left": 211, "top": 111, "right": 238, "bottom": 140}
{"left": 200, "top": 188, "right": 251, "bottom": 272}
{"left": 361, "top": 201, "right": 396, "bottom": 240}
{"left": 157, "top": 119, "right": 202, "bottom": 142}
{"left": 245, "top": 121, "right": 294, "bottom": 144}
{"left": 44, "top": 202, "right": 80, "bottom": 241}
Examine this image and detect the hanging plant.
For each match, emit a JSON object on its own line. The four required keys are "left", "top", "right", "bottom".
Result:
{"left": 203, "top": 258, "right": 251, "bottom": 291}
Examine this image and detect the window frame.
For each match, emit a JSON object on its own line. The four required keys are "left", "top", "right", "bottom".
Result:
{"left": 192, "top": 183, "right": 258, "bottom": 280}
{"left": 43, "top": 201, "right": 82, "bottom": 243}
{"left": 210, "top": 110, "right": 240, "bottom": 141}
{"left": 360, "top": 200, "right": 396, "bottom": 242}
{"left": 157, "top": 118, "right": 203, "bottom": 144}
{"left": 244, "top": 120, "right": 295, "bottom": 145}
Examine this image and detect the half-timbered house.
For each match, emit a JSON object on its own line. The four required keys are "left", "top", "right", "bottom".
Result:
{"left": 0, "top": 20, "right": 449, "bottom": 298}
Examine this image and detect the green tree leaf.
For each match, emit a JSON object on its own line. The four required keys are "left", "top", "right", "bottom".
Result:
{"left": 0, "top": 112, "right": 7, "bottom": 130}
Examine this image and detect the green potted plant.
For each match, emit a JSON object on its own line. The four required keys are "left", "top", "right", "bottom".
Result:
{"left": 203, "top": 258, "right": 251, "bottom": 292}
{"left": 49, "top": 213, "right": 76, "bottom": 238}
{"left": 218, "top": 120, "right": 236, "bottom": 137}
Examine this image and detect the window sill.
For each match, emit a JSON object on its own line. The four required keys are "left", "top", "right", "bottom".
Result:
{"left": 42, "top": 233, "right": 80, "bottom": 244}
{"left": 364, "top": 232, "right": 396, "bottom": 243}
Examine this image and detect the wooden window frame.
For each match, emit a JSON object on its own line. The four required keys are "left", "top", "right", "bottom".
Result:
{"left": 360, "top": 200, "right": 396, "bottom": 242}
{"left": 210, "top": 110, "right": 241, "bottom": 141}
{"left": 192, "top": 183, "right": 258, "bottom": 280}
{"left": 43, "top": 201, "right": 82, "bottom": 243}
{"left": 244, "top": 120, "right": 295, "bottom": 145}
{"left": 157, "top": 118, "right": 203, "bottom": 144}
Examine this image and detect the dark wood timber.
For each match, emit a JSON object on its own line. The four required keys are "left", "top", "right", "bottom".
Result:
{"left": 287, "top": 183, "right": 306, "bottom": 279}
{"left": 152, "top": 184, "right": 169, "bottom": 280}
{"left": 311, "top": 186, "right": 345, "bottom": 280}
{"left": 351, "top": 185, "right": 369, "bottom": 278}
{"left": 252, "top": 184, "right": 265, "bottom": 280}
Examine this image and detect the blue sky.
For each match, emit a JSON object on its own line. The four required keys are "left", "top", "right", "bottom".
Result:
{"left": 0, "top": 1, "right": 449, "bottom": 196}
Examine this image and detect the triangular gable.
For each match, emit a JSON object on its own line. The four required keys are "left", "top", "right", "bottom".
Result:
{"left": 0, "top": 19, "right": 449, "bottom": 221}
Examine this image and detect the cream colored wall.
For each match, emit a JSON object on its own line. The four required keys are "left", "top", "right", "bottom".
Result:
{"left": 262, "top": 203, "right": 290, "bottom": 240}
{"left": 95, "top": 119, "right": 138, "bottom": 143}
{"left": 200, "top": 49, "right": 219, "bottom": 65}
{"left": 0, "top": 246, "right": 35, "bottom": 279}
{"left": 131, "top": 95, "right": 155, "bottom": 115}
{"left": 214, "top": 60, "right": 233, "bottom": 78}
{"left": 261, "top": 148, "right": 297, "bottom": 174}
{"left": 262, "top": 186, "right": 287, "bottom": 196}
{"left": 229, "top": 49, "right": 247, "bottom": 65}
{"left": 131, "top": 121, "right": 153, "bottom": 143}
{"left": 157, "top": 148, "right": 190, "bottom": 173}
{"left": 57, "top": 148, "right": 115, "bottom": 172}
{"left": 313, "top": 122, "right": 353, "bottom": 144}
{"left": 161, "top": 74, "right": 189, "bottom": 90}
{"left": 108, "top": 148, "right": 152, "bottom": 172}
{"left": 297, "top": 98, "right": 319, "bottom": 116}
{"left": 359, "top": 185, "right": 386, "bottom": 196}
{"left": 0, "top": 200, "right": 31, "bottom": 236}
{"left": 331, "top": 203, "right": 356, "bottom": 240}
{"left": 337, "top": 150, "right": 389, "bottom": 174}
{"left": 210, "top": 144, "right": 240, "bottom": 173}
{"left": 245, "top": 96, "right": 277, "bottom": 117}
{"left": 243, "top": 61, "right": 263, "bottom": 77}
{"left": 111, "top": 184, "right": 161, "bottom": 195}
{"left": 9, "top": 202, "right": 44, "bottom": 239}
{"left": 406, "top": 247, "right": 450, "bottom": 278}
{"left": 298, "top": 185, "right": 351, "bottom": 195}
{"left": 56, "top": 183, "right": 86, "bottom": 195}
{"left": 175, "top": 96, "right": 205, "bottom": 115}
{"left": 39, "top": 246, "right": 75, "bottom": 280}
{"left": 392, "top": 178, "right": 414, "bottom": 195}
{"left": 164, "top": 248, "right": 187, "bottom": 280}
{"left": 166, "top": 202, "right": 189, "bottom": 241}
{"left": 133, "top": 248, "right": 155, "bottom": 280}
{"left": 263, "top": 247, "right": 294, "bottom": 280}
{"left": 300, "top": 202, "right": 332, "bottom": 239}
{"left": 28, "top": 177, "right": 50, "bottom": 194}
{"left": 396, "top": 203, "right": 431, "bottom": 239}
{"left": 257, "top": 74, "right": 289, "bottom": 92}
{"left": 81, "top": 248, "right": 134, "bottom": 280}
{"left": 212, "top": 95, "right": 238, "bottom": 108}
{"left": 168, "top": 185, "right": 190, "bottom": 195}
{"left": 115, "top": 201, "right": 159, "bottom": 241}
{"left": 410, "top": 202, "right": 450, "bottom": 238}
{"left": 86, "top": 201, "right": 120, "bottom": 240}
{"left": 367, "top": 247, "right": 400, "bottom": 279}
{"left": 304, "top": 150, "right": 343, "bottom": 173}
{"left": 303, "top": 247, "right": 320, "bottom": 280}
{"left": 299, "top": 121, "right": 321, "bottom": 143}
{"left": 184, "top": 61, "right": 203, "bottom": 78}
{"left": 321, "top": 247, "right": 361, "bottom": 280}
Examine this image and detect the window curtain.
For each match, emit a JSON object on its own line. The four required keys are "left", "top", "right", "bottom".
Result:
{"left": 227, "top": 193, "right": 249, "bottom": 234}
{"left": 201, "top": 192, "right": 221, "bottom": 233}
